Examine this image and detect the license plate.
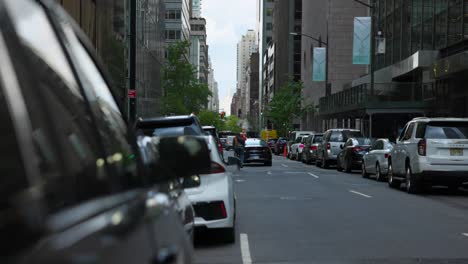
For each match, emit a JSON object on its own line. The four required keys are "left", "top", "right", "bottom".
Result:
{"left": 450, "top": 148, "right": 463, "bottom": 156}
{"left": 250, "top": 155, "right": 259, "bottom": 159}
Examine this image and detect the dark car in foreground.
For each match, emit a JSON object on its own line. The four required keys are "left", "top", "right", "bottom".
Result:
{"left": 0, "top": 1, "right": 209, "bottom": 262}
{"left": 337, "top": 137, "right": 373, "bottom": 172}
{"left": 203, "top": 125, "right": 224, "bottom": 158}
{"left": 136, "top": 115, "right": 204, "bottom": 136}
{"left": 244, "top": 139, "right": 272, "bottom": 166}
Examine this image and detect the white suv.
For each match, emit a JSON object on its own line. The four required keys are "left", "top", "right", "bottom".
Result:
{"left": 388, "top": 117, "right": 468, "bottom": 193}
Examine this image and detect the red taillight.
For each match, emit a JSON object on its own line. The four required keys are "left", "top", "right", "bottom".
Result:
{"left": 218, "top": 142, "right": 223, "bottom": 153}
{"left": 220, "top": 201, "right": 227, "bottom": 218}
{"left": 384, "top": 153, "right": 390, "bottom": 159}
{"left": 418, "top": 139, "right": 426, "bottom": 156}
{"left": 299, "top": 144, "right": 304, "bottom": 148}
{"left": 327, "top": 143, "right": 331, "bottom": 150}
{"left": 310, "top": 145, "right": 318, "bottom": 151}
{"left": 209, "top": 161, "right": 226, "bottom": 173}
{"left": 352, "top": 147, "right": 364, "bottom": 153}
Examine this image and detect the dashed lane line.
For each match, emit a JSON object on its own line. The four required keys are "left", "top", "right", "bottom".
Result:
{"left": 267, "top": 171, "right": 272, "bottom": 175}
{"left": 240, "top": 233, "right": 252, "bottom": 264}
{"left": 462, "top": 233, "right": 468, "bottom": 238}
{"left": 349, "top": 190, "right": 372, "bottom": 198}
{"left": 308, "top": 172, "right": 319, "bottom": 179}
{"left": 281, "top": 164, "right": 289, "bottom": 168}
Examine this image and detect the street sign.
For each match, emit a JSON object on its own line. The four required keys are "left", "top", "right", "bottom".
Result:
{"left": 128, "top": 89, "right": 136, "bottom": 98}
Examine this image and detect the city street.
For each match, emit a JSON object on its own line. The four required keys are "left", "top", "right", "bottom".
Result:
{"left": 195, "top": 152, "right": 468, "bottom": 264}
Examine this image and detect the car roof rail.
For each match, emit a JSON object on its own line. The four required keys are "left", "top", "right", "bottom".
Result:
{"left": 411, "top": 116, "right": 429, "bottom": 120}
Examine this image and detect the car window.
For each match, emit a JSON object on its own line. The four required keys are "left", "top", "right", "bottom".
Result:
{"left": 402, "top": 123, "right": 415, "bottom": 141}
{"left": 424, "top": 122, "right": 468, "bottom": 139}
{"left": 295, "top": 137, "right": 302, "bottom": 143}
{"left": 313, "top": 135, "right": 323, "bottom": 143}
{"left": 398, "top": 124, "right": 408, "bottom": 141}
{"left": 329, "top": 131, "right": 344, "bottom": 142}
{"left": 59, "top": 21, "right": 140, "bottom": 190}
{"left": 415, "top": 122, "right": 426, "bottom": 138}
{"left": 376, "top": 140, "right": 384, "bottom": 150}
{"left": 7, "top": 0, "right": 110, "bottom": 212}
{"left": 343, "top": 131, "right": 364, "bottom": 141}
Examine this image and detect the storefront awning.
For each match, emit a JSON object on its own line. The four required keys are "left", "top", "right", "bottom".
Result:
{"left": 392, "top": 51, "right": 439, "bottom": 79}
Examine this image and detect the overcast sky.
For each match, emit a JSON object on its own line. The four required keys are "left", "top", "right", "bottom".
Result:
{"left": 202, "top": 0, "right": 257, "bottom": 115}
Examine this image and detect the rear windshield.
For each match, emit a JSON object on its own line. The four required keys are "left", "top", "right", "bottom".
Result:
{"left": 355, "top": 137, "right": 373, "bottom": 145}
{"left": 313, "top": 135, "right": 323, "bottom": 143}
{"left": 246, "top": 140, "right": 267, "bottom": 147}
{"left": 421, "top": 122, "right": 468, "bottom": 139}
{"left": 330, "top": 131, "right": 363, "bottom": 142}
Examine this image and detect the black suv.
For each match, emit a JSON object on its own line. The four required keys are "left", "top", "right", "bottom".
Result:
{"left": 0, "top": 0, "right": 201, "bottom": 262}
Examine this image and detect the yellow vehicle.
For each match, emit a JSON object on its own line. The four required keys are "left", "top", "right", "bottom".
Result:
{"left": 261, "top": 129, "right": 278, "bottom": 140}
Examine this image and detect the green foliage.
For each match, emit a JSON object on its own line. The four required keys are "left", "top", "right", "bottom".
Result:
{"left": 197, "top": 110, "right": 224, "bottom": 129}
{"left": 265, "top": 79, "right": 313, "bottom": 136}
{"left": 223, "top": 116, "right": 242, "bottom": 133}
{"left": 162, "top": 41, "right": 212, "bottom": 115}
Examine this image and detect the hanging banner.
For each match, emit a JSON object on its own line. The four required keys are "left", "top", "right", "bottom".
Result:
{"left": 313, "top": 47, "right": 326, "bottom": 82}
{"left": 353, "top": 17, "right": 371, "bottom": 65}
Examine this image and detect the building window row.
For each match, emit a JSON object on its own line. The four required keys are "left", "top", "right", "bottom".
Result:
{"left": 165, "top": 30, "right": 181, "bottom": 40}
{"left": 165, "top": 9, "right": 181, "bottom": 20}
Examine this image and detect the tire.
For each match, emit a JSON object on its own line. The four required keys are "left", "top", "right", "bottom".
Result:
{"left": 315, "top": 157, "right": 322, "bottom": 167}
{"left": 388, "top": 163, "right": 400, "bottom": 189}
{"left": 222, "top": 227, "right": 235, "bottom": 244}
{"left": 405, "top": 165, "right": 422, "bottom": 194}
{"left": 375, "top": 163, "right": 384, "bottom": 182}
{"left": 362, "top": 161, "right": 369, "bottom": 178}
{"left": 337, "top": 158, "right": 343, "bottom": 172}
{"left": 322, "top": 155, "right": 329, "bottom": 169}
{"left": 343, "top": 159, "right": 352, "bottom": 173}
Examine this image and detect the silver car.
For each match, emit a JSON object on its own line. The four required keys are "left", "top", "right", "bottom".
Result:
{"left": 362, "top": 139, "right": 394, "bottom": 181}
{"left": 316, "top": 129, "right": 363, "bottom": 168}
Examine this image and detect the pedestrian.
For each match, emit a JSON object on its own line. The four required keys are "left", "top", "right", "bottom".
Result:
{"left": 234, "top": 134, "right": 245, "bottom": 167}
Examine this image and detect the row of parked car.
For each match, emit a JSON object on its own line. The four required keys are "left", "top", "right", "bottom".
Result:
{"left": 274, "top": 118, "right": 468, "bottom": 194}
{"left": 1, "top": 1, "right": 235, "bottom": 262}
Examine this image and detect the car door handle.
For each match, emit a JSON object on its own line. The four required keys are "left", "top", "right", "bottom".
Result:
{"left": 151, "top": 247, "right": 178, "bottom": 264}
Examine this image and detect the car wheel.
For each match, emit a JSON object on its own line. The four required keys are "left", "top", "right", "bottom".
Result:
{"left": 337, "top": 158, "right": 343, "bottom": 172}
{"left": 361, "top": 161, "right": 369, "bottom": 178}
{"left": 375, "top": 163, "right": 384, "bottom": 181}
{"left": 388, "top": 163, "right": 400, "bottom": 189}
{"left": 322, "top": 155, "right": 329, "bottom": 169}
{"left": 405, "top": 165, "right": 422, "bottom": 194}
{"left": 343, "top": 158, "right": 351, "bottom": 173}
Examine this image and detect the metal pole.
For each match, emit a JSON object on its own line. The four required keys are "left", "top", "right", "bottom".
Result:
{"left": 370, "top": 0, "right": 375, "bottom": 98}
{"left": 129, "top": 0, "right": 137, "bottom": 123}
{"left": 325, "top": 0, "right": 330, "bottom": 96}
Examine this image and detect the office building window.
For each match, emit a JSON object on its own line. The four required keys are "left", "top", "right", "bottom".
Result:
{"left": 448, "top": 0, "right": 462, "bottom": 45}
{"left": 411, "top": 0, "right": 422, "bottom": 53}
{"left": 266, "top": 8, "right": 273, "bottom": 16}
{"left": 266, "top": 22, "right": 273, "bottom": 30}
{"left": 165, "top": 30, "right": 181, "bottom": 40}
{"left": 435, "top": 0, "right": 448, "bottom": 49}
{"left": 422, "top": 0, "right": 434, "bottom": 49}
{"left": 165, "top": 9, "right": 181, "bottom": 20}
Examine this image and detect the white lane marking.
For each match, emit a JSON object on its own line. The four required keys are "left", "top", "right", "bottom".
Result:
{"left": 267, "top": 171, "right": 272, "bottom": 175}
{"left": 308, "top": 172, "right": 319, "bottom": 179}
{"left": 235, "top": 179, "right": 245, "bottom": 183}
{"left": 462, "top": 233, "right": 468, "bottom": 238}
{"left": 281, "top": 164, "right": 289, "bottom": 168}
{"left": 240, "top": 233, "right": 252, "bottom": 264}
{"left": 349, "top": 190, "right": 372, "bottom": 198}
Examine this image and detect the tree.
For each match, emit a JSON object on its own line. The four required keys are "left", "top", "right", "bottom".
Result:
{"left": 197, "top": 110, "right": 224, "bottom": 129}
{"left": 162, "top": 41, "right": 211, "bottom": 115}
{"left": 223, "top": 116, "right": 242, "bottom": 133}
{"left": 265, "top": 79, "right": 313, "bottom": 136}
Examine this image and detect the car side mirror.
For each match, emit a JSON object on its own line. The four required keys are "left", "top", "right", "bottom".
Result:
{"left": 340, "top": 144, "right": 344, "bottom": 149}
{"left": 151, "top": 136, "right": 211, "bottom": 180}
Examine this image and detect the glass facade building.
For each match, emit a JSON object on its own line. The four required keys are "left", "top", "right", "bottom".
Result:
{"left": 57, "top": 0, "right": 166, "bottom": 118}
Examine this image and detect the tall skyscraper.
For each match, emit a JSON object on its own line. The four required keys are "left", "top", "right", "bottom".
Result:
{"left": 164, "top": 0, "right": 191, "bottom": 47}
{"left": 192, "top": 0, "right": 202, "bottom": 18}
{"left": 236, "top": 30, "right": 257, "bottom": 118}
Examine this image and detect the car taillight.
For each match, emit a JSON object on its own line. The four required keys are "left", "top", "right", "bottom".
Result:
{"left": 310, "top": 145, "right": 317, "bottom": 151}
{"left": 327, "top": 143, "right": 330, "bottom": 150}
{"left": 352, "top": 146, "right": 364, "bottom": 153}
{"left": 218, "top": 142, "right": 223, "bottom": 153}
{"left": 209, "top": 161, "right": 226, "bottom": 173}
{"left": 220, "top": 201, "right": 227, "bottom": 218}
{"left": 418, "top": 139, "right": 426, "bottom": 156}
{"left": 299, "top": 144, "right": 304, "bottom": 148}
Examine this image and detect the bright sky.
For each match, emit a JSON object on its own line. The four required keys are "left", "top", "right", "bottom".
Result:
{"left": 202, "top": 0, "right": 257, "bottom": 115}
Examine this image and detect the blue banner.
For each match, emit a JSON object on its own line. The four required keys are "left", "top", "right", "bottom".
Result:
{"left": 313, "top": 47, "right": 326, "bottom": 82}
{"left": 353, "top": 17, "right": 371, "bottom": 65}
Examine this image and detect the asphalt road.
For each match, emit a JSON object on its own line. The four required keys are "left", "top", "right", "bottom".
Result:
{"left": 194, "top": 151, "right": 468, "bottom": 264}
